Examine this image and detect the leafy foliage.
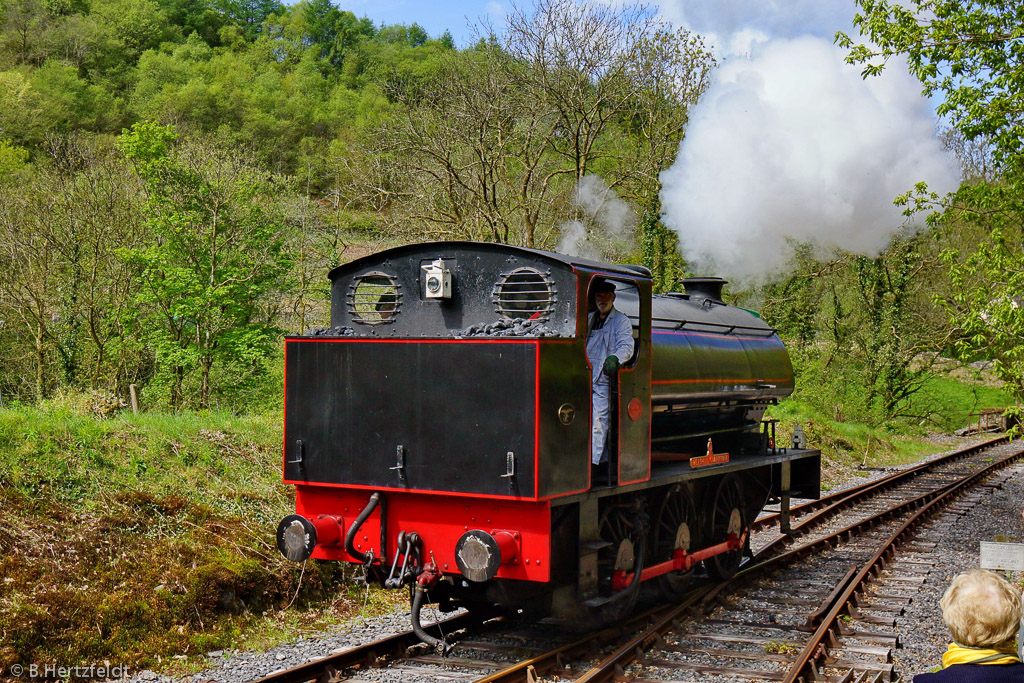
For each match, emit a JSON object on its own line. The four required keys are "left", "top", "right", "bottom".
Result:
{"left": 839, "top": 0, "right": 1024, "bottom": 404}
{"left": 117, "top": 122, "right": 290, "bottom": 409}
{"left": 837, "top": 0, "right": 1024, "bottom": 165}
{"left": 758, "top": 236, "right": 955, "bottom": 425}
{"left": 940, "top": 214, "right": 1024, "bottom": 398}
{"left": 636, "top": 199, "right": 685, "bottom": 293}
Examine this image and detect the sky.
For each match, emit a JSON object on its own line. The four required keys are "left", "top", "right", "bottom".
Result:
{"left": 337, "top": 0, "right": 854, "bottom": 48}
{"left": 338, "top": 0, "right": 505, "bottom": 44}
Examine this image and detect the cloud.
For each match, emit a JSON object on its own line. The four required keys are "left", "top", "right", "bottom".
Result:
{"left": 658, "top": 0, "right": 855, "bottom": 50}
{"left": 659, "top": 36, "right": 959, "bottom": 283}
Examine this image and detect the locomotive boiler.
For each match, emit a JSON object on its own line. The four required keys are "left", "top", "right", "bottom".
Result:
{"left": 276, "top": 241, "right": 820, "bottom": 649}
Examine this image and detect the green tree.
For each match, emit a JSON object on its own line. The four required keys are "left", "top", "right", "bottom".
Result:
{"left": 212, "top": 0, "right": 282, "bottom": 41}
{"left": 0, "top": 135, "right": 151, "bottom": 400}
{"left": 74, "top": 0, "right": 175, "bottom": 90}
{"left": 0, "top": 71, "right": 45, "bottom": 144}
{"left": 117, "top": 122, "right": 290, "bottom": 408}
{"left": 758, "top": 236, "right": 953, "bottom": 424}
{"left": 849, "top": 243, "right": 937, "bottom": 418}
{"left": 0, "top": 138, "right": 29, "bottom": 176}
{"left": 30, "top": 60, "right": 123, "bottom": 132}
{"left": 375, "top": 22, "right": 426, "bottom": 46}
{"left": 302, "top": 0, "right": 340, "bottom": 59}
{"left": 837, "top": 1, "right": 1024, "bottom": 164}
{"left": 839, "top": 0, "right": 1024, "bottom": 401}
{"left": 0, "top": 162, "right": 62, "bottom": 399}
{"left": 156, "top": 0, "right": 224, "bottom": 46}
{"left": 406, "top": 22, "right": 426, "bottom": 47}
{"left": 941, "top": 223, "right": 1024, "bottom": 398}
{"left": 298, "top": 0, "right": 372, "bottom": 66}
{"left": 633, "top": 196, "right": 685, "bottom": 292}
{"left": 358, "top": 0, "right": 713, "bottom": 250}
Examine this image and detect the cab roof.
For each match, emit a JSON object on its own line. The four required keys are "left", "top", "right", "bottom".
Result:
{"left": 327, "top": 241, "right": 653, "bottom": 282}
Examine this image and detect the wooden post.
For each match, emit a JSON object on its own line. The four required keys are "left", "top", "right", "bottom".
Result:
{"left": 860, "top": 436, "right": 871, "bottom": 468}
{"left": 129, "top": 384, "right": 139, "bottom": 414}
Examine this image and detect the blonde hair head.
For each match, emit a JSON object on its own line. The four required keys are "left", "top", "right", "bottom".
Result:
{"left": 940, "top": 569, "right": 1022, "bottom": 648}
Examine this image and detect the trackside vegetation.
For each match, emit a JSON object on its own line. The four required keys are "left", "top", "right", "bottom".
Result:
{"left": 0, "top": 402, "right": 405, "bottom": 672}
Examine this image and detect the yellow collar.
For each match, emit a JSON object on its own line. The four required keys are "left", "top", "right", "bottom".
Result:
{"left": 942, "top": 642, "right": 1020, "bottom": 668}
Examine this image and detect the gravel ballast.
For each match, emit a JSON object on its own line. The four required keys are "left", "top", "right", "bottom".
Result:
{"left": 890, "top": 456, "right": 1024, "bottom": 680}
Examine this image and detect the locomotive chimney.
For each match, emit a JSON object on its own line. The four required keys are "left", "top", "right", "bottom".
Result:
{"left": 682, "top": 277, "right": 727, "bottom": 304}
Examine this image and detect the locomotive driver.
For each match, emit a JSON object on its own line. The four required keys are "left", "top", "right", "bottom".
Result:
{"left": 587, "top": 278, "right": 634, "bottom": 472}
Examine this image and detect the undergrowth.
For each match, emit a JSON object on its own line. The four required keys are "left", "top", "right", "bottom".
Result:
{"left": 769, "top": 356, "right": 1016, "bottom": 489}
{"left": 767, "top": 398, "right": 936, "bottom": 488}
{"left": 0, "top": 404, "right": 398, "bottom": 674}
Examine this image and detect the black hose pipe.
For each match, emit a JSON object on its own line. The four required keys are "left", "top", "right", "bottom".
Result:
{"left": 345, "top": 492, "right": 380, "bottom": 564}
{"left": 411, "top": 585, "right": 453, "bottom": 655}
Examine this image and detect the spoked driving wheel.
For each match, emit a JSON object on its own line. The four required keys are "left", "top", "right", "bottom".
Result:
{"left": 651, "top": 483, "right": 698, "bottom": 600}
{"left": 704, "top": 474, "right": 747, "bottom": 580}
{"left": 593, "top": 498, "right": 646, "bottom": 623}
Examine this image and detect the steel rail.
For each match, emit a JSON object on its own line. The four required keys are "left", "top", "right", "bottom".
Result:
{"left": 471, "top": 435, "right": 1009, "bottom": 683}
{"left": 468, "top": 595, "right": 716, "bottom": 683}
{"left": 782, "top": 447, "right": 1024, "bottom": 683}
{"left": 249, "top": 609, "right": 495, "bottom": 683}
{"left": 562, "top": 443, "right": 1024, "bottom": 683}
{"left": 752, "top": 434, "right": 1007, "bottom": 532}
{"left": 750, "top": 445, "right": 1021, "bottom": 573}
{"left": 748, "top": 443, "right": 986, "bottom": 562}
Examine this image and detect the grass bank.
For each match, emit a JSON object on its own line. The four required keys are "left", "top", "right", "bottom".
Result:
{"left": 768, "top": 371, "right": 1016, "bottom": 489}
{"left": 0, "top": 401, "right": 400, "bottom": 674}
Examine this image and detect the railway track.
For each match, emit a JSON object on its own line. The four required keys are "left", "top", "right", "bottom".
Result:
{"left": 576, "top": 458, "right": 1021, "bottom": 683}
{"left": 248, "top": 436, "right": 1021, "bottom": 683}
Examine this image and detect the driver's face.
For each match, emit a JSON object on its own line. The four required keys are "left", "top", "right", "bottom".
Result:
{"left": 595, "top": 290, "right": 615, "bottom": 314}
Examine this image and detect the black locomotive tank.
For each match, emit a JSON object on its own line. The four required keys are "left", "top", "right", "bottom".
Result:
{"left": 616, "top": 283, "right": 793, "bottom": 404}
{"left": 612, "top": 279, "right": 793, "bottom": 453}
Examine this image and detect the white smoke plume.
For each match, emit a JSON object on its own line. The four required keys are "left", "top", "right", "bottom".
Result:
{"left": 658, "top": 34, "right": 959, "bottom": 283}
{"left": 558, "top": 220, "right": 595, "bottom": 259}
{"left": 557, "top": 175, "right": 637, "bottom": 258}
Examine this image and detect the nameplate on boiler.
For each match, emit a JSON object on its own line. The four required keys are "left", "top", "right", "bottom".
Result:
{"left": 980, "top": 541, "right": 1024, "bottom": 571}
{"left": 689, "top": 452, "right": 730, "bottom": 468}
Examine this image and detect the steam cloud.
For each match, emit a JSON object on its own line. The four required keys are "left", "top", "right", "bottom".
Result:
{"left": 558, "top": 175, "right": 637, "bottom": 258}
{"left": 659, "top": 35, "right": 959, "bottom": 282}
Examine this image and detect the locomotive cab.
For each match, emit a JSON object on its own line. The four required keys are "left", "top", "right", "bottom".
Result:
{"left": 582, "top": 276, "right": 650, "bottom": 488}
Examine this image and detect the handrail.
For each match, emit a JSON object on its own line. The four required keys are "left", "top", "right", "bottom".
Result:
{"left": 647, "top": 316, "right": 778, "bottom": 336}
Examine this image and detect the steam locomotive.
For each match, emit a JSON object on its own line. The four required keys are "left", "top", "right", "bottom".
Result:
{"left": 276, "top": 241, "right": 820, "bottom": 649}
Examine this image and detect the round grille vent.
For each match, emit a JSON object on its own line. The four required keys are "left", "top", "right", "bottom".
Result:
{"left": 347, "top": 272, "right": 400, "bottom": 325}
{"left": 493, "top": 268, "right": 555, "bottom": 320}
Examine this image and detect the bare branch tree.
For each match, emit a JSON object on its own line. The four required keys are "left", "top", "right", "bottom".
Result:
{"left": 354, "top": 0, "right": 714, "bottom": 249}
